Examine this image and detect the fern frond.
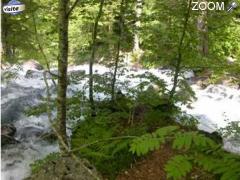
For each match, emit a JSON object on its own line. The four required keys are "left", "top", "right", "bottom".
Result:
{"left": 173, "top": 131, "right": 217, "bottom": 150}
{"left": 130, "top": 134, "right": 163, "bottom": 156}
{"left": 153, "top": 126, "right": 179, "bottom": 137}
{"left": 165, "top": 155, "right": 192, "bottom": 180}
{"left": 111, "top": 141, "right": 130, "bottom": 155}
{"left": 172, "top": 132, "right": 194, "bottom": 150}
{"left": 130, "top": 126, "right": 178, "bottom": 156}
{"left": 195, "top": 153, "right": 240, "bottom": 180}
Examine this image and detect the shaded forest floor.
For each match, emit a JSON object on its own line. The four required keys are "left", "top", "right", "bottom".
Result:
{"left": 116, "top": 144, "right": 215, "bottom": 180}
{"left": 117, "top": 144, "right": 174, "bottom": 180}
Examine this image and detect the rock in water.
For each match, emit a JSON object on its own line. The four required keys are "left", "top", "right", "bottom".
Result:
{"left": 25, "top": 70, "right": 43, "bottom": 79}
{"left": 17, "top": 126, "right": 45, "bottom": 141}
{"left": 1, "top": 124, "right": 18, "bottom": 146}
{"left": 1, "top": 124, "right": 16, "bottom": 136}
{"left": 199, "top": 130, "right": 223, "bottom": 145}
{"left": 22, "top": 60, "right": 43, "bottom": 71}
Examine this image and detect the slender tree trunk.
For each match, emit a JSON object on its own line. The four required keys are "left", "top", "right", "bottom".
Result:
{"left": 32, "top": 11, "right": 56, "bottom": 87}
{"left": 111, "top": 0, "right": 125, "bottom": 101}
{"left": 133, "top": 0, "right": 143, "bottom": 64}
{"left": 169, "top": 0, "right": 192, "bottom": 99}
{"left": 1, "top": 12, "right": 14, "bottom": 63}
{"left": 57, "top": 0, "right": 69, "bottom": 152}
{"left": 197, "top": 0, "right": 208, "bottom": 56}
{"left": 89, "top": 0, "right": 105, "bottom": 116}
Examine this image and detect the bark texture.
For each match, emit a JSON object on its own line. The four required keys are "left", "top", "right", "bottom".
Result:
{"left": 57, "top": 0, "right": 69, "bottom": 152}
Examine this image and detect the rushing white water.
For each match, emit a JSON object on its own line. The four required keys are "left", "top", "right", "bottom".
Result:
{"left": 1, "top": 64, "right": 240, "bottom": 180}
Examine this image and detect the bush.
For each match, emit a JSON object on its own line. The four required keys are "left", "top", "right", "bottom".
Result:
{"left": 71, "top": 111, "right": 137, "bottom": 179}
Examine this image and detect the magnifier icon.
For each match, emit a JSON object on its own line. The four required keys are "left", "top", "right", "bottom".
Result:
{"left": 227, "top": 1, "right": 238, "bottom": 12}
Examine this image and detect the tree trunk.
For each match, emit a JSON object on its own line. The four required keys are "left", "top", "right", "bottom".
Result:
{"left": 32, "top": 11, "right": 56, "bottom": 87}
{"left": 57, "top": 0, "right": 69, "bottom": 152}
{"left": 169, "top": 0, "right": 192, "bottom": 99}
{"left": 111, "top": 0, "right": 125, "bottom": 101}
{"left": 197, "top": 0, "right": 208, "bottom": 56}
{"left": 89, "top": 0, "right": 105, "bottom": 116}
{"left": 1, "top": 12, "right": 14, "bottom": 63}
{"left": 133, "top": 0, "right": 143, "bottom": 64}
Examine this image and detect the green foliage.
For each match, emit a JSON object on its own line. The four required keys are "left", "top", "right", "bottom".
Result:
{"left": 30, "top": 153, "right": 60, "bottom": 174}
{"left": 172, "top": 131, "right": 216, "bottom": 150}
{"left": 178, "top": 114, "right": 199, "bottom": 129}
{"left": 71, "top": 111, "right": 137, "bottom": 179}
{"left": 220, "top": 120, "right": 240, "bottom": 139}
{"left": 130, "top": 126, "right": 179, "bottom": 156}
{"left": 165, "top": 155, "right": 192, "bottom": 180}
{"left": 130, "top": 133, "right": 161, "bottom": 156}
{"left": 25, "top": 103, "right": 48, "bottom": 117}
{"left": 195, "top": 153, "right": 240, "bottom": 180}
{"left": 174, "top": 79, "right": 197, "bottom": 105}
{"left": 129, "top": 125, "right": 240, "bottom": 180}
{"left": 1, "top": 65, "right": 21, "bottom": 83}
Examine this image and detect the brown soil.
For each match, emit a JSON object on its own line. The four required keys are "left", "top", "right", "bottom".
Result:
{"left": 117, "top": 144, "right": 174, "bottom": 180}
{"left": 116, "top": 144, "right": 216, "bottom": 180}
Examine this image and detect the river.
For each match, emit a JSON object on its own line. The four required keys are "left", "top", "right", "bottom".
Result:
{"left": 1, "top": 63, "right": 240, "bottom": 180}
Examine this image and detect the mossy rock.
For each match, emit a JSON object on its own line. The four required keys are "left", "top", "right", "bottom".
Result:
{"left": 26, "top": 156, "right": 102, "bottom": 180}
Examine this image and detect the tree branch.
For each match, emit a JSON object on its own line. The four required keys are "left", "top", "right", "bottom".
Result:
{"left": 71, "top": 136, "right": 137, "bottom": 153}
{"left": 67, "top": 0, "right": 81, "bottom": 17}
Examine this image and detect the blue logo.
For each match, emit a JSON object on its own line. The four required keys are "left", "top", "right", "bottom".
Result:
{"left": 3, "top": 0, "right": 25, "bottom": 15}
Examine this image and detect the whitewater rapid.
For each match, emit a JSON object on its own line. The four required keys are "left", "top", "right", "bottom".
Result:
{"left": 1, "top": 64, "right": 240, "bottom": 180}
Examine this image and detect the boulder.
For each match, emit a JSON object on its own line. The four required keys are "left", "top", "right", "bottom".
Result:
{"left": 196, "top": 79, "right": 209, "bottom": 89}
{"left": 199, "top": 130, "right": 223, "bottom": 145}
{"left": 17, "top": 126, "right": 45, "bottom": 141}
{"left": 1, "top": 124, "right": 18, "bottom": 146}
{"left": 25, "top": 69, "right": 43, "bottom": 79}
{"left": 22, "top": 60, "right": 43, "bottom": 71}
{"left": 25, "top": 156, "right": 102, "bottom": 180}
{"left": 1, "top": 124, "right": 16, "bottom": 136}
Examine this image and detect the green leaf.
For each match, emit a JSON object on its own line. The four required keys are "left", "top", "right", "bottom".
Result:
{"left": 165, "top": 155, "right": 192, "bottom": 180}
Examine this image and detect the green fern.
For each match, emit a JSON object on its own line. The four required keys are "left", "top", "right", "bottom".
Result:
{"left": 165, "top": 155, "right": 192, "bottom": 180}
{"left": 130, "top": 126, "right": 179, "bottom": 156}
{"left": 195, "top": 153, "right": 240, "bottom": 180}
{"left": 130, "top": 134, "right": 162, "bottom": 156}
{"left": 153, "top": 126, "right": 179, "bottom": 137}
{"left": 172, "top": 131, "right": 217, "bottom": 150}
{"left": 130, "top": 125, "right": 240, "bottom": 180}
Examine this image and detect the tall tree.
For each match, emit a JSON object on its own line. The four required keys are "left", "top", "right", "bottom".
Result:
{"left": 169, "top": 0, "right": 193, "bottom": 99}
{"left": 111, "top": 0, "right": 125, "bottom": 101}
{"left": 57, "top": 0, "right": 81, "bottom": 152}
{"left": 89, "top": 0, "right": 105, "bottom": 116}
{"left": 197, "top": 0, "right": 208, "bottom": 56}
{"left": 133, "top": 0, "right": 143, "bottom": 64}
{"left": 57, "top": 0, "right": 69, "bottom": 151}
